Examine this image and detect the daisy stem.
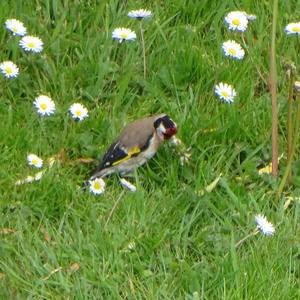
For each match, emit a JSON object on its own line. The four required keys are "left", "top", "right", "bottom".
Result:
{"left": 286, "top": 73, "right": 294, "bottom": 183}
{"left": 140, "top": 22, "right": 147, "bottom": 79}
{"left": 234, "top": 229, "right": 259, "bottom": 249}
{"left": 276, "top": 92, "right": 300, "bottom": 200}
{"left": 104, "top": 191, "right": 125, "bottom": 228}
{"left": 270, "top": 0, "right": 279, "bottom": 177}
{"left": 224, "top": 229, "right": 259, "bottom": 258}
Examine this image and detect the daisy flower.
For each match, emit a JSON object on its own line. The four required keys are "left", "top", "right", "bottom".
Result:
{"left": 19, "top": 35, "right": 43, "bottom": 53}
{"left": 27, "top": 154, "right": 43, "bottom": 169}
{"left": 128, "top": 9, "right": 152, "bottom": 20}
{"left": 5, "top": 18, "right": 27, "bottom": 36}
{"left": 285, "top": 22, "right": 300, "bottom": 35}
{"left": 255, "top": 214, "right": 275, "bottom": 236}
{"left": 215, "top": 82, "right": 236, "bottom": 103}
{"left": 222, "top": 40, "right": 245, "bottom": 60}
{"left": 112, "top": 28, "right": 137, "bottom": 43}
{"left": 34, "top": 95, "right": 56, "bottom": 116}
{"left": 225, "top": 11, "right": 248, "bottom": 32}
{"left": 69, "top": 103, "right": 89, "bottom": 121}
{"left": 89, "top": 178, "right": 106, "bottom": 195}
{"left": 119, "top": 178, "right": 137, "bottom": 192}
{"left": 0, "top": 61, "right": 19, "bottom": 78}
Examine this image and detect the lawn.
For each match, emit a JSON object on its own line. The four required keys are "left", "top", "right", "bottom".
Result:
{"left": 1, "top": 1, "right": 300, "bottom": 299}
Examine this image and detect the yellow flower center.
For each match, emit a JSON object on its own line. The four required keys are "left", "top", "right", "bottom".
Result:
{"left": 292, "top": 26, "right": 300, "bottom": 32}
{"left": 5, "top": 67, "right": 13, "bottom": 74}
{"left": 12, "top": 27, "right": 18, "bottom": 32}
{"left": 120, "top": 32, "right": 129, "bottom": 39}
{"left": 40, "top": 103, "right": 47, "bottom": 110}
{"left": 75, "top": 110, "right": 82, "bottom": 116}
{"left": 221, "top": 91, "right": 229, "bottom": 98}
{"left": 229, "top": 48, "right": 237, "bottom": 55}
{"left": 32, "top": 159, "right": 38, "bottom": 165}
{"left": 93, "top": 182, "right": 102, "bottom": 190}
{"left": 27, "top": 41, "right": 35, "bottom": 48}
{"left": 232, "top": 19, "right": 240, "bottom": 26}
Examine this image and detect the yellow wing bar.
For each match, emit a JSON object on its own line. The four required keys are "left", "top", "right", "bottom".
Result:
{"left": 112, "top": 146, "right": 141, "bottom": 166}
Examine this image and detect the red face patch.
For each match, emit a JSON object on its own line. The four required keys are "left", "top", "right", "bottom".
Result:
{"left": 164, "top": 126, "right": 177, "bottom": 139}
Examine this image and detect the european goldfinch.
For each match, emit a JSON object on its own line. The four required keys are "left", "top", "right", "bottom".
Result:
{"left": 88, "top": 114, "right": 177, "bottom": 180}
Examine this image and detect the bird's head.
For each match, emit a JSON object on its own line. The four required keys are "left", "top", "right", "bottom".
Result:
{"left": 153, "top": 114, "right": 177, "bottom": 140}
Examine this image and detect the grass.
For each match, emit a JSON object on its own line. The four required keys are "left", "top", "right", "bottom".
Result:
{"left": 1, "top": 0, "right": 300, "bottom": 299}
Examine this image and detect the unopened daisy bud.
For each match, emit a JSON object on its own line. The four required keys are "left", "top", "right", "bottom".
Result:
{"left": 119, "top": 178, "right": 137, "bottom": 192}
{"left": 180, "top": 152, "right": 191, "bottom": 166}
{"left": 255, "top": 214, "right": 275, "bottom": 236}
{"left": 245, "top": 14, "right": 256, "bottom": 21}
{"left": 27, "top": 154, "right": 43, "bottom": 169}
{"left": 170, "top": 136, "right": 182, "bottom": 147}
{"left": 0, "top": 61, "right": 19, "bottom": 78}
{"left": 127, "top": 240, "right": 136, "bottom": 250}
{"left": 284, "top": 62, "right": 296, "bottom": 78}
{"left": 294, "top": 81, "right": 300, "bottom": 93}
{"left": 5, "top": 18, "right": 27, "bottom": 36}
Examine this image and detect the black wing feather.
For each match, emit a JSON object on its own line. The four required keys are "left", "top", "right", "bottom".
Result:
{"left": 91, "top": 142, "right": 128, "bottom": 175}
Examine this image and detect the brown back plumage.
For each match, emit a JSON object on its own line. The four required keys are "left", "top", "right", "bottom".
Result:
{"left": 118, "top": 114, "right": 165, "bottom": 149}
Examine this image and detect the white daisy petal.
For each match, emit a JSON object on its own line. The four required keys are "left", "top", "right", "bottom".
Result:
{"left": 112, "top": 27, "right": 137, "bottom": 43}
{"left": 89, "top": 178, "right": 106, "bottom": 195}
{"left": 215, "top": 82, "right": 236, "bottom": 103}
{"left": 128, "top": 9, "right": 152, "bottom": 20}
{"left": 5, "top": 18, "right": 27, "bottom": 36}
{"left": 225, "top": 11, "right": 248, "bottom": 32}
{"left": 222, "top": 40, "right": 245, "bottom": 60}
{"left": 19, "top": 35, "right": 43, "bottom": 53}
{"left": 285, "top": 22, "right": 300, "bottom": 35}
{"left": 0, "top": 61, "right": 19, "bottom": 78}
{"left": 27, "top": 154, "right": 43, "bottom": 169}
{"left": 119, "top": 178, "right": 137, "bottom": 192}
{"left": 69, "top": 103, "right": 89, "bottom": 121}
{"left": 255, "top": 214, "right": 275, "bottom": 236}
{"left": 33, "top": 95, "right": 56, "bottom": 116}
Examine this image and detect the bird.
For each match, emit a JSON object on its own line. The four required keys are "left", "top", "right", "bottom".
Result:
{"left": 86, "top": 113, "right": 177, "bottom": 182}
